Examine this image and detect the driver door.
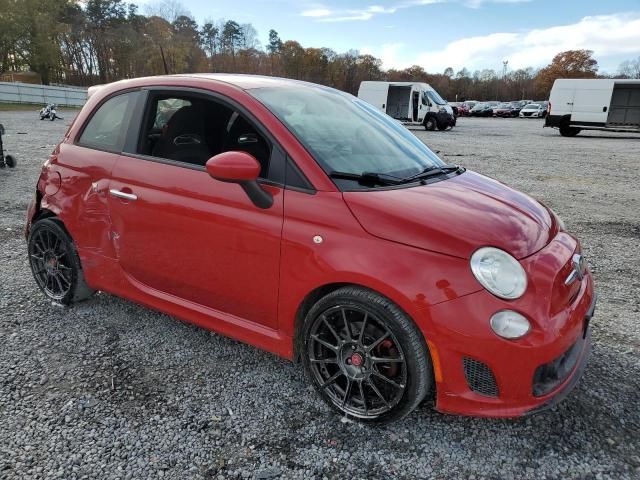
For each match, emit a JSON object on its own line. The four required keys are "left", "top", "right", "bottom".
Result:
{"left": 108, "top": 90, "right": 284, "bottom": 329}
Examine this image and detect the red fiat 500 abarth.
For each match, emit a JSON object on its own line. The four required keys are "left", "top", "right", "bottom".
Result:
{"left": 25, "top": 74, "right": 596, "bottom": 423}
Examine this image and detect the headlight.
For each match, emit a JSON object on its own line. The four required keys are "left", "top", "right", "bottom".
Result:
{"left": 490, "top": 310, "right": 531, "bottom": 339}
{"left": 470, "top": 247, "right": 527, "bottom": 299}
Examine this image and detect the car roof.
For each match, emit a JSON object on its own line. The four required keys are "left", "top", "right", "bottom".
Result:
{"left": 169, "top": 73, "right": 320, "bottom": 90}
{"left": 89, "top": 74, "right": 332, "bottom": 100}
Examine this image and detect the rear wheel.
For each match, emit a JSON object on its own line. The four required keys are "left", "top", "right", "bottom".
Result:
{"left": 560, "top": 125, "right": 581, "bottom": 137}
{"left": 28, "top": 218, "right": 94, "bottom": 305}
{"left": 302, "top": 286, "right": 432, "bottom": 423}
{"left": 424, "top": 116, "right": 437, "bottom": 131}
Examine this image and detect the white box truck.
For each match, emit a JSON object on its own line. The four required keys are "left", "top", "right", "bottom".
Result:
{"left": 545, "top": 78, "right": 640, "bottom": 136}
{"left": 358, "top": 81, "right": 455, "bottom": 131}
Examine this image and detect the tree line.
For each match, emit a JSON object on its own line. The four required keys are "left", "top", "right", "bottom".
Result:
{"left": 1, "top": 0, "right": 638, "bottom": 101}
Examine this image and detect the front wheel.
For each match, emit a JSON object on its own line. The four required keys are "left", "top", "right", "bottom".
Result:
{"left": 424, "top": 116, "right": 437, "bottom": 131}
{"left": 28, "top": 218, "right": 95, "bottom": 304}
{"left": 560, "top": 125, "right": 581, "bottom": 137}
{"left": 302, "top": 287, "right": 433, "bottom": 423}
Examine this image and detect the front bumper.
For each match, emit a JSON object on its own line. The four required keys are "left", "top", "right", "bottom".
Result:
{"left": 525, "top": 294, "right": 595, "bottom": 415}
{"left": 425, "top": 234, "right": 596, "bottom": 418}
{"left": 436, "top": 111, "right": 455, "bottom": 127}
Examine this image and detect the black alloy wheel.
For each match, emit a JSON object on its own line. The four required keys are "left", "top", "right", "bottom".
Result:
{"left": 28, "top": 218, "right": 94, "bottom": 304}
{"left": 303, "top": 287, "right": 432, "bottom": 423}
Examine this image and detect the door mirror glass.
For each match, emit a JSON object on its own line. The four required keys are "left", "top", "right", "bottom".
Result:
{"left": 206, "top": 151, "right": 261, "bottom": 183}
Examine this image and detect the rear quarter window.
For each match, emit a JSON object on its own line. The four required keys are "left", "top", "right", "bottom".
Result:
{"left": 78, "top": 92, "right": 136, "bottom": 151}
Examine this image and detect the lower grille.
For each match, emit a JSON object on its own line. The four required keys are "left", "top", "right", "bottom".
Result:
{"left": 532, "top": 336, "right": 584, "bottom": 397}
{"left": 463, "top": 357, "right": 499, "bottom": 397}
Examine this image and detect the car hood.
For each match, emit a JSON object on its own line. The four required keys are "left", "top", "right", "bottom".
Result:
{"left": 343, "top": 170, "right": 554, "bottom": 260}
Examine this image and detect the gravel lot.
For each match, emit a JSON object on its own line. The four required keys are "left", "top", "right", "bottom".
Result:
{"left": 0, "top": 112, "right": 639, "bottom": 480}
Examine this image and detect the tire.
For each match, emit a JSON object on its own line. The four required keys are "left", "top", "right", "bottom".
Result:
{"left": 40, "top": 116, "right": 45, "bottom": 120}
{"left": 50, "top": 115, "right": 55, "bottom": 121}
{"left": 424, "top": 116, "right": 437, "bottom": 131}
{"left": 437, "top": 123, "right": 448, "bottom": 131}
{"left": 560, "top": 125, "right": 581, "bottom": 137}
{"left": 27, "top": 218, "right": 95, "bottom": 305}
{"left": 301, "top": 286, "right": 433, "bottom": 424}
{"left": 4, "top": 155, "right": 16, "bottom": 168}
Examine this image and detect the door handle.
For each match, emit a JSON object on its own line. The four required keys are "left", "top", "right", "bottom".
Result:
{"left": 109, "top": 189, "right": 137, "bottom": 201}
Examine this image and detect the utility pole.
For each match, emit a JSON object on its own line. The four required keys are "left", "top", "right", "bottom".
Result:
{"left": 502, "top": 60, "right": 508, "bottom": 100}
{"left": 160, "top": 45, "right": 169, "bottom": 75}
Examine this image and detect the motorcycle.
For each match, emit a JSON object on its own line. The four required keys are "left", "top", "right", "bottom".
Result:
{"left": 0, "top": 124, "right": 17, "bottom": 168}
{"left": 39, "top": 103, "right": 63, "bottom": 121}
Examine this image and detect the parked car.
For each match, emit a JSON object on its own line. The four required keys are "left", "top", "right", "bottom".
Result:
{"left": 448, "top": 102, "right": 469, "bottom": 117}
{"left": 469, "top": 102, "right": 494, "bottom": 117}
{"left": 358, "top": 81, "right": 455, "bottom": 131}
{"left": 457, "top": 102, "right": 471, "bottom": 116}
{"left": 493, "top": 103, "right": 518, "bottom": 118}
{"left": 26, "top": 74, "right": 596, "bottom": 423}
{"left": 509, "top": 101, "right": 526, "bottom": 115}
{"left": 519, "top": 103, "right": 546, "bottom": 118}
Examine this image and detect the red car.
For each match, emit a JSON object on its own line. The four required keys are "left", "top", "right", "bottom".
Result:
{"left": 25, "top": 74, "right": 596, "bottom": 423}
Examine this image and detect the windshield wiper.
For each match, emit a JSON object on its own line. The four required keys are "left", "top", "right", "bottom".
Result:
{"left": 399, "top": 164, "right": 464, "bottom": 183}
{"left": 328, "top": 171, "right": 404, "bottom": 186}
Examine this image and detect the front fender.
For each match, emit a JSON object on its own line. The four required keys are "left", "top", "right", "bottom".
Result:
{"left": 278, "top": 190, "right": 482, "bottom": 338}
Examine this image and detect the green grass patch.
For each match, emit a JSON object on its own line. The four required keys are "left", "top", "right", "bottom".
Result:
{"left": 0, "top": 102, "right": 81, "bottom": 112}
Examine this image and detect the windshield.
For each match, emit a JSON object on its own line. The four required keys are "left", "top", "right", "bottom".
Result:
{"left": 251, "top": 86, "right": 444, "bottom": 178}
{"left": 498, "top": 103, "right": 511, "bottom": 108}
{"left": 524, "top": 104, "right": 540, "bottom": 109}
{"left": 427, "top": 89, "right": 447, "bottom": 105}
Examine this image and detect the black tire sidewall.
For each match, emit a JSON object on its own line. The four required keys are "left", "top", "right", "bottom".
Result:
{"left": 28, "top": 218, "right": 82, "bottom": 305}
{"left": 424, "top": 117, "right": 436, "bottom": 131}
{"left": 301, "top": 287, "right": 432, "bottom": 423}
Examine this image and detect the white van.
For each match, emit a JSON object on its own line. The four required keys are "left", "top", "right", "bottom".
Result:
{"left": 358, "top": 81, "right": 455, "bottom": 131}
{"left": 546, "top": 79, "right": 640, "bottom": 136}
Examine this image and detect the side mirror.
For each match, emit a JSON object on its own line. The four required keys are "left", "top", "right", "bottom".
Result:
{"left": 205, "top": 151, "right": 273, "bottom": 209}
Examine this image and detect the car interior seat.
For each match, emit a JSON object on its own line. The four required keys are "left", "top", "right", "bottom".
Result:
{"left": 152, "top": 104, "right": 212, "bottom": 165}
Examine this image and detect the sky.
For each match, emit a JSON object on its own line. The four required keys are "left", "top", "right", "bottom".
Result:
{"left": 135, "top": 0, "right": 640, "bottom": 74}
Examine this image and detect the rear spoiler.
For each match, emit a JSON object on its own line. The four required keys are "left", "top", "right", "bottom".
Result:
{"left": 87, "top": 85, "right": 105, "bottom": 99}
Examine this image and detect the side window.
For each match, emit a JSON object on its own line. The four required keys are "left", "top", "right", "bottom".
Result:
{"left": 79, "top": 93, "right": 135, "bottom": 151}
{"left": 139, "top": 93, "right": 273, "bottom": 179}
{"left": 153, "top": 98, "right": 191, "bottom": 130}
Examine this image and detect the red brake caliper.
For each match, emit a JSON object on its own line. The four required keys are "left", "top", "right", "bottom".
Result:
{"left": 376, "top": 339, "right": 399, "bottom": 377}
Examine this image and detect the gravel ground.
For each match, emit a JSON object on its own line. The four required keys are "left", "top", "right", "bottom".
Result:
{"left": 0, "top": 112, "right": 639, "bottom": 480}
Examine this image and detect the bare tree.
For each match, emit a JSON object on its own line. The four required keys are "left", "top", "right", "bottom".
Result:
{"left": 618, "top": 57, "right": 640, "bottom": 79}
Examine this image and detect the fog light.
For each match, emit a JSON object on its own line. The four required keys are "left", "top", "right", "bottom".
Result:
{"left": 490, "top": 311, "right": 530, "bottom": 339}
